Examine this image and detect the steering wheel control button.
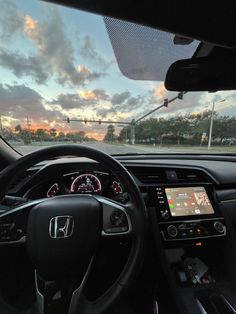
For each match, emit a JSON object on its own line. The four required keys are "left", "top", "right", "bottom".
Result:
{"left": 0, "top": 212, "right": 26, "bottom": 242}
{"left": 105, "top": 210, "right": 128, "bottom": 233}
{"left": 214, "top": 221, "right": 224, "bottom": 233}
{"left": 102, "top": 203, "right": 130, "bottom": 234}
{"left": 167, "top": 225, "right": 178, "bottom": 238}
{"left": 110, "top": 210, "right": 126, "bottom": 227}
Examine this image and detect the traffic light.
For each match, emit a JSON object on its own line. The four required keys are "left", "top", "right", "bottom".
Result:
{"left": 98, "top": 119, "right": 102, "bottom": 125}
{"left": 84, "top": 118, "right": 88, "bottom": 124}
{"left": 178, "top": 92, "right": 184, "bottom": 100}
{"left": 163, "top": 98, "right": 169, "bottom": 107}
{"left": 66, "top": 117, "right": 70, "bottom": 123}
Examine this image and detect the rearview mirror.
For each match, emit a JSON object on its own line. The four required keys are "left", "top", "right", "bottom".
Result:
{"left": 165, "top": 57, "right": 236, "bottom": 92}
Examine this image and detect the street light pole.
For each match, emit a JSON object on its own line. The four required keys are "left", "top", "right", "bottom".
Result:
{"left": 130, "top": 119, "right": 135, "bottom": 145}
{"left": 208, "top": 99, "right": 226, "bottom": 150}
{"left": 208, "top": 101, "right": 215, "bottom": 150}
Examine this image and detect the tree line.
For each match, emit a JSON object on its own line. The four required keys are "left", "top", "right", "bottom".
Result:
{"left": 1, "top": 124, "right": 96, "bottom": 144}
{"left": 117, "top": 111, "right": 236, "bottom": 146}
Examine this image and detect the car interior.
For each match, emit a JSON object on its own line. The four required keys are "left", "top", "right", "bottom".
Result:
{"left": 1, "top": 1, "right": 236, "bottom": 314}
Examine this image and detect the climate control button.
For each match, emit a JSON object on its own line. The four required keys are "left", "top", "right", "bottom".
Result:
{"left": 167, "top": 225, "right": 178, "bottom": 238}
{"left": 214, "top": 221, "right": 224, "bottom": 233}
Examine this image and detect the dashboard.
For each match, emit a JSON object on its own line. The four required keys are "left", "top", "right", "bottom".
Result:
{"left": 6, "top": 155, "right": 236, "bottom": 244}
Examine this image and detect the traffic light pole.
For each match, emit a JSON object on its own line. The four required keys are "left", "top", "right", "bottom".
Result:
{"left": 130, "top": 92, "right": 185, "bottom": 144}
{"left": 63, "top": 118, "right": 131, "bottom": 125}
{"left": 63, "top": 92, "right": 185, "bottom": 145}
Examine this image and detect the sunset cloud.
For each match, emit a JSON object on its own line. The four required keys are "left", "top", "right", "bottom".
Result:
{"left": 1, "top": 0, "right": 236, "bottom": 143}
{"left": 77, "top": 65, "right": 92, "bottom": 75}
{"left": 79, "top": 89, "right": 109, "bottom": 101}
{"left": 23, "top": 10, "right": 104, "bottom": 86}
{"left": 0, "top": 83, "right": 63, "bottom": 129}
{"left": 155, "top": 84, "right": 167, "bottom": 99}
{"left": 24, "top": 15, "right": 38, "bottom": 32}
{"left": 79, "top": 90, "right": 97, "bottom": 100}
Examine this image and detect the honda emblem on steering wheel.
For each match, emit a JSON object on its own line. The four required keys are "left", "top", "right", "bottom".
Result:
{"left": 49, "top": 216, "right": 74, "bottom": 238}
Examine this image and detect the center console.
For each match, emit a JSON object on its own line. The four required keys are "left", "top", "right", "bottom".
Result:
{"left": 148, "top": 181, "right": 236, "bottom": 314}
{"left": 149, "top": 183, "right": 226, "bottom": 242}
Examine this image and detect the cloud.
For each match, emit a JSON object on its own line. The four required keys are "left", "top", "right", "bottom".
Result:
{"left": 0, "top": 83, "right": 63, "bottom": 126}
{"left": 97, "top": 91, "right": 144, "bottom": 119}
{"left": 0, "top": 0, "right": 23, "bottom": 41}
{"left": 93, "top": 89, "right": 110, "bottom": 101}
{"left": 49, "top": 88, "right": 110, "bottom": 111}
{"left": 77, "top": 65, "right": 104, "bottom": 82}
{"left": 79, "top": 89, "right": 109, "bottom": 101}
{"left": 24, "top": 15, "right": 38, "bottom": 33}
{"left": 96, "top": 107, "right": 110, "bottom": 118}
{"left": 80, "top": 35, "right": 113, "bottom": 70}
{"left": 0, "top": 48, "right": 49, "bottom": 84}
{"left": 111, "top": 91, "right": 131, "bottom": 105}
{"left": 48, "top": 93, "right": 93, "bottom": 110}
{"left": 149, "top": 92, "right": 212, "bottom": 119}
{"left": 126, "top": 95, "right": 144, "bottom": 109}
{"left": 23, "top": 10, "right": 104, "bottom": 86}
{"left": 0, "top": 84, "right": 43, "bottom": 113}
{"left": 49, "top": 89, "right": 143, "bottom": 121}
{"left": 155, "top": 84, "right": 167, "bottom": 99}
{"left": 148, "top": 83, "right": 175, "bottom": 105}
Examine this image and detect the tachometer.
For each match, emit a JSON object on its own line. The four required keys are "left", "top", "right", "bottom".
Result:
{"left": 70, "top": 174, "right": 102, "bottom": 194}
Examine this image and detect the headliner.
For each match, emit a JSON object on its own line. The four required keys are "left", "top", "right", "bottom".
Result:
{"left": 45, "top": 0, "right": 236, "bottom": 48}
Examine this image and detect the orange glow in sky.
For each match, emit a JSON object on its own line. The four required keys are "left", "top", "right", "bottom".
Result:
{"left": 20, "top": 122, "right": 104, "bottom": 141}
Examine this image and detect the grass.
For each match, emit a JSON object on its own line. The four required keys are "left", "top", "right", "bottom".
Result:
{"left": 126, "top": 143, "right": 236, "bottom": 153}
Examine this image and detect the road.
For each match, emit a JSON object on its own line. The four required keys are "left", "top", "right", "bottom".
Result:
{"left": 10, "top": 141, "right": 230, "bottom": 155}
{"left": 13, "top": 142, "right": 151, "bottom": 155}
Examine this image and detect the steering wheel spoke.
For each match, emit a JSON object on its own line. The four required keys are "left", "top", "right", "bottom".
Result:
{"left": 0, "top": 198, "right": 46, "bottom": 245}
{"left": 95, "top": 196, "right": 132, "bottom": 237}
{"left": 34, "top": 257, "right": 94, "bottom": 314}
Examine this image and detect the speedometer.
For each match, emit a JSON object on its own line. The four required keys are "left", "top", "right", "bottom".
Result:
{"left": 70, "top": 174, "right": 102, "bottom": 194}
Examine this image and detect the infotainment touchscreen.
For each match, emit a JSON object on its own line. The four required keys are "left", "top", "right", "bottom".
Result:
{"left": 165, "top": 186, "right": 214, "bottom": 217}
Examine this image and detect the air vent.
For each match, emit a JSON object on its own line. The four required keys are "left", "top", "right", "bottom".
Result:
{"left": 128, "top": 166, "right": 208, "bottom": 185}
{"left": 175, "top": 169, "right": 206, "bottom": 182}
{"left": 130, "top": 167, "right": 167, "bottom": 184}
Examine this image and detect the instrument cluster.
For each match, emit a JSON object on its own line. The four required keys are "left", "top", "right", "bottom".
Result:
{"left": 28, "top": 170, "right": 124, "bottom": 200}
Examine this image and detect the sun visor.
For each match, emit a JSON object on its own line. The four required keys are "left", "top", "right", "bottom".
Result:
{"left": 104, "top": 17, "right": 199, "bottom": 81}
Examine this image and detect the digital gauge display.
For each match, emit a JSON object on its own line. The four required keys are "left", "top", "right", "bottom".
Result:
{"left": 111, "top": 181, "right": 123, "bottom": 195}
{"left": 70, "top": 174, "right": 102, "bottom": 194}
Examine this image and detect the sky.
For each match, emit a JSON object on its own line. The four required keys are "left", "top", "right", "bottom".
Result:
{"left": 0, "top": 0, "right": 236, "bottom": 140}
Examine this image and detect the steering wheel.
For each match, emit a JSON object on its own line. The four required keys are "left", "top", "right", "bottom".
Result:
{"left": 0, "top": 145, "right": 147, "bottom": 314}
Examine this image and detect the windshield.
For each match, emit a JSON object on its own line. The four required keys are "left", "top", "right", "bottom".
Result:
{"left": 1, "top": 0, "right": 236, "bottom": 155}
